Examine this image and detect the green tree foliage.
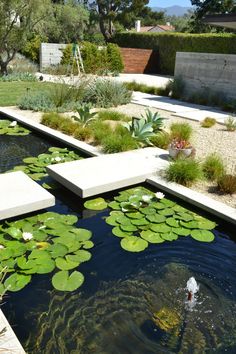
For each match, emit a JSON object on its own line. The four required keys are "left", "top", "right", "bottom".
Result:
{"left": 89, "top": 0, "right": 149, "bottom": 41}
{"left": 190, "top": 0, "right": 236, "bottom": 32}
{"left": 0, "top": 0, "right": 49, "bottom": 75}
{"left": 39, "top": 0, "right": 89, "bottom": 43}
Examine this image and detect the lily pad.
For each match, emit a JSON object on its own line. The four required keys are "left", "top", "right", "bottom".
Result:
{"left": 140, "top": 230, "right": 165, "bottom": 244}
{"left": 166, "top": 218, "right": 179, "bottom": 228}
{"left": 116, "top": 216, "right": 132, "bottom": 226}
{"left": 112, "top": 227, "right": 132, "bottom": 238}
{"left": 48, "top": 244, "right": 69, "bottom": 258}
{"left": 81, "top": 240, "right": 94, "bottom": 249}
{"left": 140, "top": 207, "right": 156, "bottom": 215}
{"left": 126, "top": 212, "right": 144, "bottom": 219}
{"left": 84, "top": 198, "right": 107, "bottom": 211}
{"left": 120, "top": 224, "right": 138, "bottom": 232}
{"left": 4, "top": 273, "right": 31, "bottom": 292}
{"left": 158, "top": 208, "right": 175, "bottom": 216}
{"left": 52, "top": 270, "right": 84, "bottom": 291}
{"left": 191, "top": 230, "right": 215, "bottom": 242}
{"left": 197, "top": 220, "right": 216, "bottom": 230}
{"left": 172, "top": 227, "right": 190, "bottom": 236}
{"left": 108, "top": 201, "right": 121, "bottom": 210}
{"left": 56, "top": 257, "right": 80, "bottom": 270}
{"left": 150, "top": 224, "right": 171, "bottom": 233}
{"left": 120, "top": 236, "right": 148, "bottom": 252}
{"left": 70, "top": 228, "right": 92, "bottom": 241}
{"left": 130, "top": 218, "right": 149, "bottom": 226}
{"left": 105, "top": 215, "right": 119, "bottom": 226}
{"left": 161, "top": 232, "right": 178, "bottom": 241}
{"left": 72, "top": 250, "right": 92, "bottom": 262}
{"left": 180, "top": 221, "right": 200, "bottom": 229}
{"left": 146, "top": 214, "right": 166, "bottom": 223}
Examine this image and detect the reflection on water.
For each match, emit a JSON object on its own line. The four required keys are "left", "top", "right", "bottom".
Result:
{"left": 22, "top": 263, "right": 236, "bottom": 354}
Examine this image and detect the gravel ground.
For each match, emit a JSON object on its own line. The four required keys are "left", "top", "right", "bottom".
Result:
{"left": 3, "top": 104, "right": 236, "bottom": 208}
{"left": 111, "top": 103, "right": 236, "bottom": 209}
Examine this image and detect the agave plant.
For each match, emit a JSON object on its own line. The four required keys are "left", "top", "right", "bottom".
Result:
{"left": 72, "top": 104, "right": 97, "bottom": 127}
{"left": 141, "top": 109, "right": 165, "bottom": 132}
{"left": 123, "top": 118, "right": 155, "bottom": 145}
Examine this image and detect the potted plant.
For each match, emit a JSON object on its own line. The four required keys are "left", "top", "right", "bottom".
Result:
{"left": 168, "top": 138, "right": 193, "bottom": 158}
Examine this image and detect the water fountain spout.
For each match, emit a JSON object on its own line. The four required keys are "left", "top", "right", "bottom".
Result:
{"left": 186, "top": 277, "right": 199, "bottom": 308}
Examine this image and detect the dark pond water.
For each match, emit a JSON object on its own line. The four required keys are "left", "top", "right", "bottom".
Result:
{"left": 1, "top": 118, "right": 236, "bottom": 353}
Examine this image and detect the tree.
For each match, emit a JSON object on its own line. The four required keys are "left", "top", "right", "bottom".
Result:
{"left": 89, "top": 0, "right": 149, "bottom": 42}
{"left": 39, "top": 0, "right": 89, "bottom": 43}
{"left": 0, "top": 0, "right": 50, "bottom": 75}
{"left": 190, "top": 0, "right": 236, "bottom": 32}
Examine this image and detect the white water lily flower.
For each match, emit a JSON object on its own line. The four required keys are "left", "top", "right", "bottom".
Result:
{"left": 54, "top": 156, "right": 62, "bottom": 162}
{"left": 142, "top": 195, "right": 153, "bottom": 203}
{"left": 155, "top": 192, "right": 165, "bottom": 199}
{"left": 0, "top": 245, "right": 5, "bottom": 249}
{"left": 38, "top": 225, "right": 46, "bottom": 230}
{"left": 9, "top": 120, "right": 17, "bottom": 127}
{"left": 22, "top": 232, "right": 33, "bottom": 241}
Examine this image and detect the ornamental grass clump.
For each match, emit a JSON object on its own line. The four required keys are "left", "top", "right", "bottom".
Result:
{"left": 165, "top": 158, "right": 202, "bottom": 187}
{"left": 201, "top": 117, "right": 216, "bottom": 128}
{"left": 150, "top": 131, "right": 171, "bottom": 149}
{"left": 225, "top": 116, "right": 236, "bottom": 132}
{"left": 217, "top": 174, "right": 236, "bottom": 194}
{"left": 102, "top": 125, "right": 137, "bottom": 153}
{"left": 97, "top": 110, "right": 130, "bottom": 122}
{"left": 73, "top": 126, "right": 93, "bottom": 141}
{"left": 170, "top": 122, "right": 193, "bottom": 141}
{"left": 202, "top": 154, "right": 225, "bottom": 181}
{"left": 86, "top": 79, "right": 132, "bottom": 108}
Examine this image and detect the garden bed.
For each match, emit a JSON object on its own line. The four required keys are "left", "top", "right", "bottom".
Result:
{"left": 2, "top": 103, "right": 235, "bottom": 209}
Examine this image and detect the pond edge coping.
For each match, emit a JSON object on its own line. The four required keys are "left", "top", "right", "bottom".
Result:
{"left": 0, "top": 308, "right": 25, "bottom": 353}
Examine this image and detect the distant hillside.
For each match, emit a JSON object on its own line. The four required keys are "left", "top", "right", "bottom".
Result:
{"left": 152, "top": 5, "right": 192, "bottom": 17}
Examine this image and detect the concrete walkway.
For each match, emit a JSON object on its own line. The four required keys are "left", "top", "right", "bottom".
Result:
{"left": 132, "top": 91, "right": 230, "bottom": 124}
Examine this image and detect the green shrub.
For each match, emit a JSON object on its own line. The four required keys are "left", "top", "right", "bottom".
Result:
{"left": 225, "top": 116, "right": 236, "bottom": 131}
{"left": 41, "top": 112, "right": 63, "bottom": 129}
{"left": 165, "top": 158, "right": 202, "bottom": 187}
{"left": 113, "top": 32, "right": 236, "bottom": 74}
{"left": 91, "top": 120, "right": 113, "bottom": 145}
{"left": 201, "top": 117, "right": 216, "bottom": 128}
{"left": 0, "top": 72, "right": 37, "bottom": 82}
{"left": 73, "top": 126, "right": 93, "bottom": 141}
{"left": 202, "top": 154, "right": 225, "bottom": 181}
{"left": 106, "top": 43, "right": 124, "bottom": 73}
{"left": 57, "top": 118, "right": 77, "bottom": 136}
{"left": 18, "top": 92, "right": 54, "bottom": 112}
{"left": 97, "top": 110, "right": 130, "bottom": 121}
{"left": 217, "top": 174, "right": 236, "bottom": 194}
{"left": 150, "top": 131, "right": 171, "bottom": 149}
{"left": 124, "top": 81, "right": 170, "bottom": 96}
{"left": 42, "top": 65, "right": 68, "bottom": 75}
{"left": 102, "top": 125, "right": 137, "bottom": 153}
{"left": 166, "top": 76, "right": 185, "bottom": 99}
{"left": 86, "top": 79, "right": 132, "bottom": 108}
{"left": 22, "top": 35, "right": 47, "bottom": 63}
{"left": 49, "top": 80, "right": 87, "bottom": 108}
{"left": 170, "top": 122, "right": 192, "bottom": 141}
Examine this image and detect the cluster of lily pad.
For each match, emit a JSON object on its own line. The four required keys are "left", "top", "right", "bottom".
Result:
{"left": 0, "top": 119, "right": 30, "bottom": 136}
{"left": 87, "top": 186, "right": 216, "bottom": 252}
{"left": 8, "top": 147, "right": 82, "bottom": 188}
{"left": 0, "top": 212, "right": 93, "bottom": 294}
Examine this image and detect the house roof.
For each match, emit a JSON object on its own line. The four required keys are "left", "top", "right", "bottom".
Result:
{"left": 139, "top": 24, "right": 175, "bottom": 32}
{"left": 202, "top": 13, "right": 236, "bottom": 29}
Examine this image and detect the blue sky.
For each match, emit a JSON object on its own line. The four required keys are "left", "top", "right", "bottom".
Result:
{"left": 148, "top": 0, "right": 192, "bottom": 7}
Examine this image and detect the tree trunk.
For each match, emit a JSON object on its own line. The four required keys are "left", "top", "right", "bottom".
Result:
{"left": 0, "top": 62, "right": 8, "bottom": 76}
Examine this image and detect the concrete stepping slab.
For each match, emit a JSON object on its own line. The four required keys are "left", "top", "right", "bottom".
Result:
{"left": 0, "top": 309, "right": 25, "bottom": 353}
{"left": 47, "top": 148, "right": 169, "bottom": 198}
{"left": 172, "top": 109, "right": 229, "bottom": 123}
{"left": 0, "top": 171, "right": 55, "bottom": 221}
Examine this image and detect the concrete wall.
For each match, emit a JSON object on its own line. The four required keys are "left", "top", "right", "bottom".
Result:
{"left": 175, "top": 52, "right": 236, "bottom": 101}
{"left": 40, "top": 43, "right": 67, "bottom": 70}
{"left": 120, "top": 48, "right": 159, "bottom": 74}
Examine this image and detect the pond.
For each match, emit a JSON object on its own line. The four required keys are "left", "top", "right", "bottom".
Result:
{"left": 0, "top": 118, "right": 236, "bottom": 353}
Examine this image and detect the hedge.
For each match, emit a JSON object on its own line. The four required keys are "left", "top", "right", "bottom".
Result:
{"left": 113, "top": 32, "right": 236, "bottom": 74}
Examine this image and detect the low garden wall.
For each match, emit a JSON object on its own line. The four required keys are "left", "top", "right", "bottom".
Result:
{"left": 114, "top": 33, "right": 236, "bottom": 75}
{"left": 175, "top": 52, "right": 236, "bottom": 101}
{"left": 119, "top": 48, "right": 159, "bottom": 74}
{"left": 40, "top": 43, "right": 67, "bottom": 70}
